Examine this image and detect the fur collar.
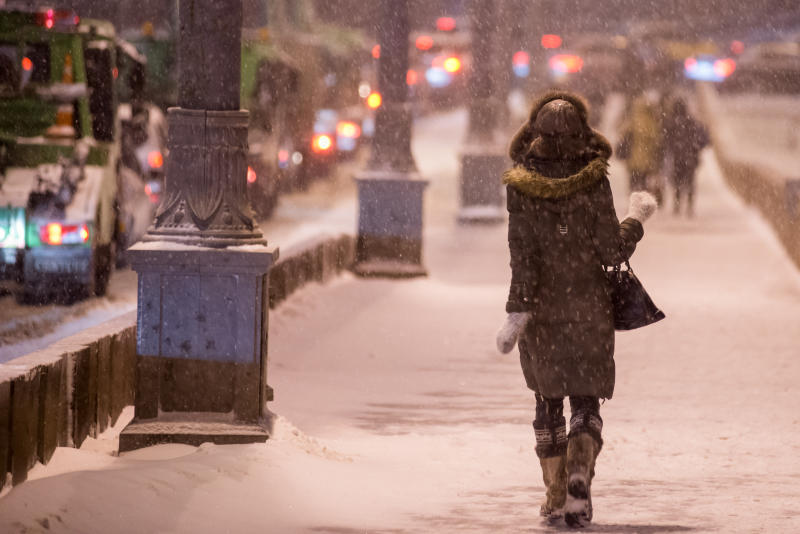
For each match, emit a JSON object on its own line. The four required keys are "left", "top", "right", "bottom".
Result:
{"left": 502, "top": 157, "right": 608, "bottom": 199}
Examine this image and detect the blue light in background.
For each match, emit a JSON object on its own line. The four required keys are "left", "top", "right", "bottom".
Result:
{"left": 425, "top": 67, "right": 453, "bottom": 88}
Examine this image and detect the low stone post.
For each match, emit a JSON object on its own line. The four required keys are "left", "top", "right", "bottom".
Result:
{"left": 352, "top": 0, "right": 429, "bottom": 277}
{"left": 119, "top": 0, "right": 277, "bottom": 451}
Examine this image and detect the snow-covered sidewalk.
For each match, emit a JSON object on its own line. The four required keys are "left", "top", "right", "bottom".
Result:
{"left": 1, "top": 109, "right": 799, "bottom": 533}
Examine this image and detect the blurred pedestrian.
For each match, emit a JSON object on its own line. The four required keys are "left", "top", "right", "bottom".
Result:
{"left": 499, "top": 91, "right": 657, "bottom": 527}
{"left": 617, "top": 91, "right": 665, "bottom": 202}
{"left": 662, "top": 97, "right": 709, "bottom": 216}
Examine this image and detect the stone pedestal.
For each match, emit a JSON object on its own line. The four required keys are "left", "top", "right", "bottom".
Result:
{"left": 119, "top": 241, "right": 277, "bottom": 452}
{"left": 353, "top": 171, "right": 428, "bottom": 278}
{"left": 458, "top": 145, "right": 507, "bottom": 223}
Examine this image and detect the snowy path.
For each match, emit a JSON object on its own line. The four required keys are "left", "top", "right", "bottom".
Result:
{"left": 0, "top": 110, "right": 799, "bottom": 533}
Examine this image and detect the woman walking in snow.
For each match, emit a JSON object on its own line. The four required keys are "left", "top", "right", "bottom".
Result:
{"left": 496, "top": 91, "right": 657, "bottom": 527}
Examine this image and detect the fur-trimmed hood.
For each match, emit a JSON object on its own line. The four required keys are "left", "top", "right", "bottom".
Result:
{"left": 505, "top": 90, "right": 613, "bottom": 199}
{"left": 509, "top": 90, "right": 612, "bottom": 164}
{"left": 502, "top": 156, "right": 608, "bottom": 200}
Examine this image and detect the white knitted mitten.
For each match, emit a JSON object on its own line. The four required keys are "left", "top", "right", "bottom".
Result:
{"left": 496, "top": 312, "right": 532, "bottom": 354}
{"left": 625, "top": 191, "right": 657, "bottom": 223}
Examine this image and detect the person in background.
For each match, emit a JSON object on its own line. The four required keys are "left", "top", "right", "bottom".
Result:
{"left": 498, "top": 91, "right": 657, "bottom": 527}
{"left": 662, "top": 96, "right": 709, "bottom": 216}
{"left": 616, "top": 91, "right": 665, "bottom": 203}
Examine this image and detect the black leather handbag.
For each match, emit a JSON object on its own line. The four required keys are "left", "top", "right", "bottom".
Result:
{"left": 605, "top": 261, "right": 665, "bottom": 330}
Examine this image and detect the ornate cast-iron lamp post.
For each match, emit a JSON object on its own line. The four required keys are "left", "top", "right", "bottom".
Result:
{"left": 352, "top": 0, "right": 429, "bottom": 277}
{"left": 120, "top": 0, "right": 276, "bottom": 451}
{"left": 458, "top": 0, "right": 508, "bottom": 223}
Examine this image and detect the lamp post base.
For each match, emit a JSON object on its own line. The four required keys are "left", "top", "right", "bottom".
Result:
{"left": 458, "top": 146, "right": 507, "bottom": 224}
{"left": 353, "top": 170, "right": 428, "bottom": 278}
{"left": 122, "top": 242, "right": 276, "bottom": 452}
{"left": 119, "top": 414, "right": 268, "bottom": 452}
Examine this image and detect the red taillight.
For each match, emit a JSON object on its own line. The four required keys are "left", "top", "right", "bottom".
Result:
{"left": 549, "top": 54, "right": 583, "bottom": 74}
{"left": 40, "top": 222, "right": 89, "bottom": 245}
{"left": 147, "top": 150, "right": 164, "bottom": 169}
{"left": 247, "top": 165, "right": 257, "bottom": 183}
{"left": 713, "top": 58, "right": 736, "bottom": 78}
{"left": 684, "top": 57, "right": 698, "bottom": 70}
{"left": 41, "top": 9, "right": 55, "bottom": 28}
{"left": 436, "top": 17, "right": 456, "bottom": 32}
{"left": 416, "top": 35, "right": 433, "bottom": 51}
{"left": 541, "top": 34, "right": 562, "bottom": 49}
{"left": 21, "top": 57, "right": 33, "bottom": 71}
{"left": 36, "top": 9, "right": 79, "bottom": 29}
{"left": 372, "top": 44, "right": 380, "bottom": 59}
{"left": 366, "top": 92, "right": 382, "bottom": 109}
{"left": 513, "top": 50, "right": 530, "bottom": 66}
{"left": 312, "top": 134, "right": 334, "bottom": 154}
{"left": 406, "top": 69, "right": 419, "bottom": 86}
{"left": 44, "top": 222, "right": 62, "bottom": 245}
{"left": 336, "top": 121, "right": 361, "bottom": 139}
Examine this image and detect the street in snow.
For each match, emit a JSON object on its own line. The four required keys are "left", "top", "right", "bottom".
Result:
{"left": 1, "top": 107, "right": 798, "bottom": 533}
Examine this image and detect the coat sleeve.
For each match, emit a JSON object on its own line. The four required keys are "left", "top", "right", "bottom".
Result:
{"left": 591, "top": 177, "right": 644, "bottom": 266}
{"left": 506, "top": 186, "right": 538, "bottom": 312}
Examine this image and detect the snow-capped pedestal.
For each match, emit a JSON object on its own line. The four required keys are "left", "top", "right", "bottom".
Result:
{"left": 119, "top": 241, "right": 277, "bottom": 452}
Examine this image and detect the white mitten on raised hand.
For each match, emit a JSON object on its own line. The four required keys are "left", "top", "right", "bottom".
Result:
{"left": 496, "top": 312, "right": 531, "bottom": 354}
{"left": 625, "top": 191, "right": 657, "bottom": 223}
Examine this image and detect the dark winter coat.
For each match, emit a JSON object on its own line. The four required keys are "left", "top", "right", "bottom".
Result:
{"left": 503, "top": 91, "right": 644, "bottom": 400}
{"left": 663, "top": 102, "right": 709, "bottom": 181}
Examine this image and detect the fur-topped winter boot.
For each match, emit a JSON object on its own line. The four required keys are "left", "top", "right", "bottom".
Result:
{"left": 539, "top": 455, "right": 567, "bottom": 521}
{"left": 564, "top": 432, "right": 601, "bottom": 527}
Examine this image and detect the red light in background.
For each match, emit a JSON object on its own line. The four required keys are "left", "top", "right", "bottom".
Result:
{"left": 366, "top": 92, "right": 382, "bottom": 109}
{"left": 112, "top": 67, "right": 119, "bottom": 79}
{"left": 246, "top": 165, "right": 257, "bottom": 183}
{"left": 730, "top": 40, "right": 745, "bottom": 55}
{"left": 436, "top": 17, "right": 456, "bottom": 32}
{"left": 684, "top": 57, "right": 698, "bottom": 70}
{"left": 541, "top": 34, "right": 562, "bottom": 49}
{"left": 713, "top": 58, "right": 736, "bottom": 78}
{"left": 406, "top": 69, "right": 419, "bottom": 85}
{"left": 44, "top": 223, "right": 62, "bottom": 245}
{"left": 372, "top": 44, "right": 380, "bottom": 59}
{"left": 147, "top": 151, "right": 164, "bottom": 169}
{"left": 443, "top": 56, "right": 461, "bottom": 73}
{"left": 512, "top": 50, "right": 529, "bottom": 66}
{"left": 21, "top": 57, "right": 33, "bottom": 71}
{"left": 415, "top": 35, "right": 433, "bottom": 51}
{"left": 312, "top": 134, "right": 333, "bottom": 153}
{"left": 549, "top": 54, "right": 583, "bottom": 73}
{"left": 38, "top": 223, "right": 90, "bottom": 245}
{"left": 336, "top": 121, "right": 361, "bottom": 138}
